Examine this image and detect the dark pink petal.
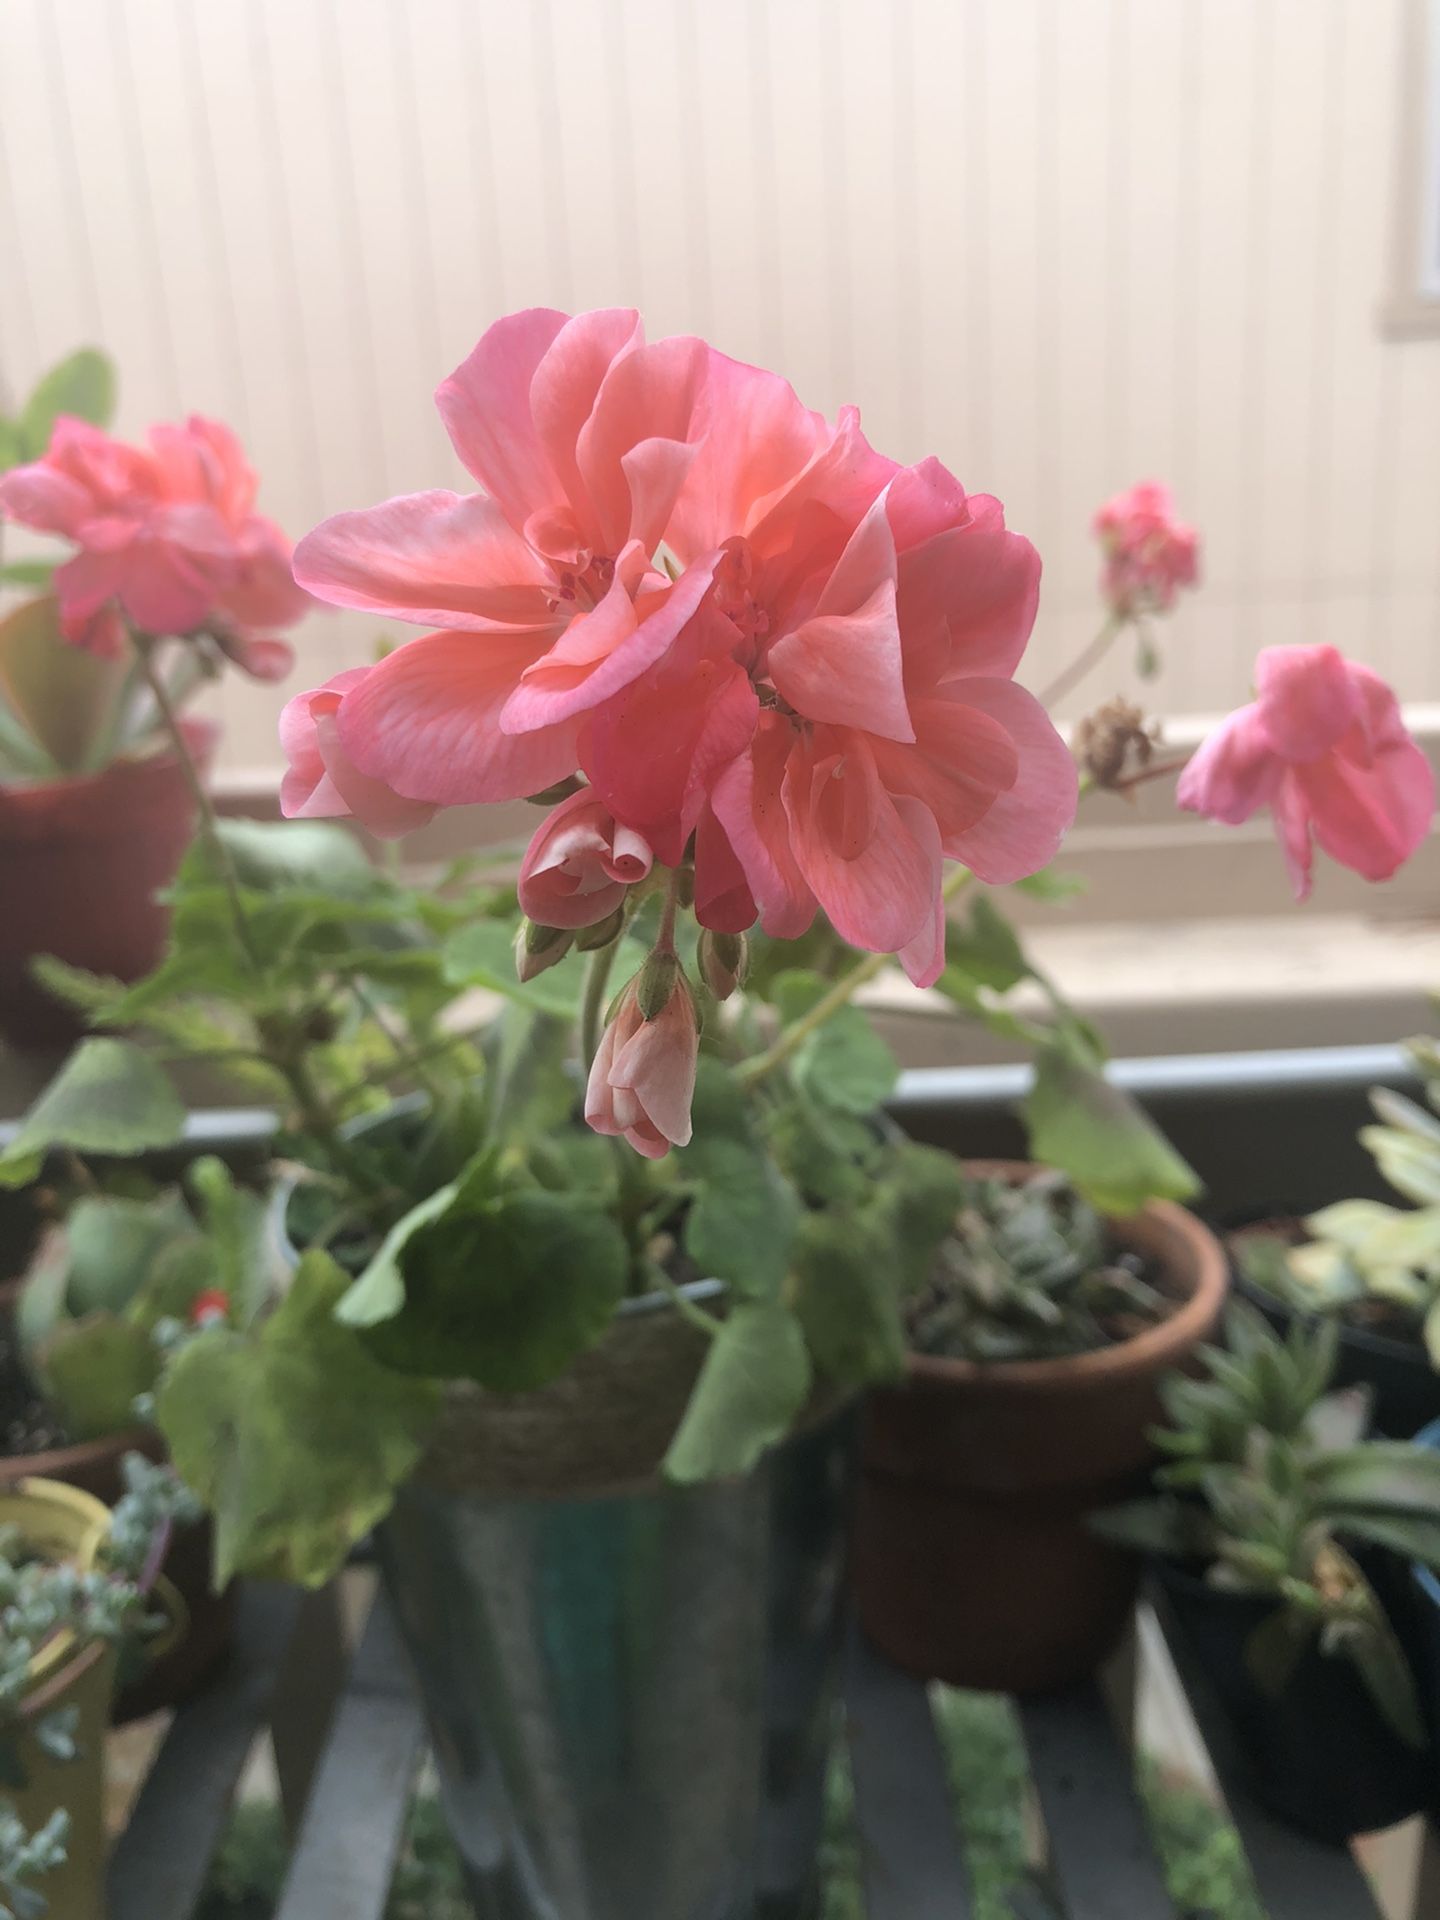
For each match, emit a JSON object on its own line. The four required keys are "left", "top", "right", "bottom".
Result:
{"left": 870, "top": 691, "right": 1020, "bottom": 839}
{"left": 528, "top": 309, "right": 645, "bottom": 550}
{"left": 517, "top": 788, "right": 652, "bottom": 929}
{"left": 293, "top": 491, "right": 558, "bottom": 631}
{"left": 895, "top": 494, "right": 1042, "bottom": 695}
{"left": 1176, "top": 705, "right": 1281, "bottom": 825}
{"left": 692, "top": 803, "right": 758, "bottom": 934}
{"left": 215, "top": 631, "right": 295, "bottom": 682}
{"left": 1299, "top": 735, "right": 1435, "bottom": 885}
{"left": 710, "top": 713, "right": 817, "bottom": 940}
{"left": 1255, "top": 645, "right": 1360, "bottom": 762}
{"left": 0, "top": 463, "right": 93, "bottom": 536}
{"left": 578, "top": 332, "right": 708, "bottom": 553}
{"left": 336, "top": 629, "right": 580, "bottom": 806}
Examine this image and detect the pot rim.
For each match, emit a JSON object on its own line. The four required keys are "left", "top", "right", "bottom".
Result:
{"left": 0, "top": 1423, "right": 159, "bottom": 1490}
{"left": 0, "top": 1475, "right": 111, "bottom": 1696}
{"left": 900, "top": 1158, "right": 1229, "bottom": 1395}
{"left": 1230, "top": 1229, "right": 1432, "bottom": 1372}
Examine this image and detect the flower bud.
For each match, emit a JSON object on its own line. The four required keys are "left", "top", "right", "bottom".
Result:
{"left": 574, "top": 906, "right": 626, "bottom": 952}
{"left": 697, "top": 928, "right": 748, "bottom": 1001}
{"left": 635, "top": 948, "right": 683, "bottom": 1021}
{"left": 514, "top": 918, "right": 573, "bottom": 983}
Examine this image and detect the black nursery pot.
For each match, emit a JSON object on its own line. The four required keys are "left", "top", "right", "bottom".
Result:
{"left": 1229, "top": 1234, "right": 1440, "bottom": 1441}
{"left": 1154, "top": 1557, "right": 1431, "bottom": 1844}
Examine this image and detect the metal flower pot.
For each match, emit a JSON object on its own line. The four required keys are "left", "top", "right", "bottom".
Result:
{"left": 377, "top": 1378, "right": 854, "bottom": 1920}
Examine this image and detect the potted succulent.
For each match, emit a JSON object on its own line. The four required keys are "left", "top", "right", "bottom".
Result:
{"left": 0, "top": 356, "right": 308, "bottom": 1045}
{"left": 0, "top": 1457, "right": 196, "bottom": 1920}
{"left": 2, "top": 1158, "right": 277, "bottom": 1716}
{"left": 852, "top": 1162, "right": 1228, "bottom": 1693}
{"left": 1098, "top": 1307, "right": 1440, "bottom": 1843}
{"left": 1232, "top": 1038, "right": 1440, "bottom": 1439}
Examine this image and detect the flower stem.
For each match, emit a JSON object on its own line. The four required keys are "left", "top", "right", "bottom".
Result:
{"left": 652, "top": 1264, "right": 724, "bottom": 1338}
{"left": 581, "top": 936, "right": 623, "bottom": 1069}
{"left": 1038, "top": 612, "right": 1124, "bottom": 711}
{"left": 739, "top": 864, "right": 977, "bottom": 1089}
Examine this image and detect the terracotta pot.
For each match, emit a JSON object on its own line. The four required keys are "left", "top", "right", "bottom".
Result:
{"left": 0, "top": 1424, "right": 233, "bottom": 1721}
{"left": 0, "top": 719, "right": 215, "bottom": 1049}
{"left": 853, "top": 1161, "right": 1229, "bottom": 1694}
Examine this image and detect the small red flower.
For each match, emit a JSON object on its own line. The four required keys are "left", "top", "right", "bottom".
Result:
{"left": 189, "top": 1288, "right": 231, "bottom": 1329}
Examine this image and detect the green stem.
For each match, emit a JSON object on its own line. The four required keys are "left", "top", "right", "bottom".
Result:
{"left": 651, "top": 1263, "right": 723, "bottom": 1338}
{"left": 1038, "top": 611, "right": 1123, "bottom": 711}
{"left": 581, "top": 936, "right": 623, "bottom": 1069}
{"left": 739, "top": 864, "right": 978, "bottom": 1088}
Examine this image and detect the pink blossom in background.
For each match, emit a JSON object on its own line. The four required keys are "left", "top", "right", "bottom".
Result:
{"left": 584, "top": 973, "right": 698, "bottom": 1160}
{"left": 0, "top": 414, "right": 308, "bottom": 674}
{"left": 1177, "top": 644, "right": 1434, "bottom": 900}
{"left": 1093, "top": 481, "right": 1198, "bottom": 620}
{"left": 518, "top": 789, "right": 654, "bottom": 929}
{"left": 278, "top": 668, "right": 436, "bottom": 840}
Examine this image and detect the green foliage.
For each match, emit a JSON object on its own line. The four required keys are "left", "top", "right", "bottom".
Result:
{"left": 675, "top": 1060, "right": 800, "bottom": 1302}
{"left": 664, "top": 1302, "right": 811, "bottom": 1483}
{"left": 1098, "top": 1307, "right": 1440, "bottom": 1744}
{"left": 15, "top": 349, "right": 116, "bottom": 460}
{"left": 0, "top": 1041, "right": 186, "bottom": 1189}
{"left": 903, "top": 1164, "right": 1168, "bottom": 1363}
{"left": 157, "top": 1251, "right": 441, "bottom": 1587}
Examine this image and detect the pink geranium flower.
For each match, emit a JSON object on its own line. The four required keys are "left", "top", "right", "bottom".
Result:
{"left": 518, "top": 789, "right": 654, "bottom": 929}
{"left": 291, "top": 308, "right": 713, "bottom": 807}
{"left": 1177, "top": 645, "right": 1434, "bottom": 900}
{"left": 584, "top": 973, "right": 698, "bottom": 1159}
{"left": 279, "top": 668, "right": 436, "bottom": 840}
{"left": 1093, "top": 481, "right": 1198, "bottom": 619}
{"left": 0, "top": 415, "right": 307, "bottom": 675}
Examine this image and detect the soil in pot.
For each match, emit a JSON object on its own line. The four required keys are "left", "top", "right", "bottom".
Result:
{"left": 1229, "top": 1220, "right": 1440, "bottom": 1440}
{"left": 1155, "top": 1555, "right": 1432, "bottom": 1844}
{"left": 853, "top": 1163, "right": 1229, "bottom": 1695}
{"left": 0, "top": 719, "right": 214, "bottom": 1048}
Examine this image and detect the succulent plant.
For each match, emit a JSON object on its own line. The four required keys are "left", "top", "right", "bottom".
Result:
{"left": 1236, "top": 1039, "right": 1440, "bottom": 1364}
{"left": 16, "top": 1157, "right": 276, "bottom": 1441}
{"left": 903, "top": 1166, "right": 1167, "bottom": 1363}
{"left": 1099, "top": 1306, "right": 1440, "bottom": 1744}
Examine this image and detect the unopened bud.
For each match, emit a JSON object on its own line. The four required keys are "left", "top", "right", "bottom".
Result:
{"left": 698, "top": 928, "right": 748, "bottom": 1001}
{"left": 635, "top": 948, "right": 682, "bottom": 1021}
{"left": 514, "top": 918, "right": 573, "bottom": 983}
{"left": 574, "top": 906, "right": 626, "bottom": 952}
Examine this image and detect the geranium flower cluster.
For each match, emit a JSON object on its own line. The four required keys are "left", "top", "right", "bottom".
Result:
{"left": 281, "top": 309, "right": 1080, "bottom": 1151}
{"left": 1093, "top": 481, "right": 1198, "bottom": 620}
{"left": 0, "top": 414, "right": 309, "bottom": 677}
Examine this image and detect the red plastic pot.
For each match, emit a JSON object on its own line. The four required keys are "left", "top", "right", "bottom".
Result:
{"left": 0, "top": 720, "right": 215, "bottom": 1048}
{"left": 853, "top": 1162, "right": 1229, "bottom": 1695}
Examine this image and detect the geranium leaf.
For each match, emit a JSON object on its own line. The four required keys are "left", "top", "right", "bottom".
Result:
{"left": 792, "top": 1210, "right": 906, "bottom": 1388}
{"left": 20, "top": 347, "right": 116, "bottom": 454}
{"left": 663, "top": 1301, "right": 810, "bottom": 1484}
{"left": 1022, "top": 1032, "right": 1200, "bottom": 1213}
{"left": 0, "top": 1039, "right": 186, "bottom": 1187}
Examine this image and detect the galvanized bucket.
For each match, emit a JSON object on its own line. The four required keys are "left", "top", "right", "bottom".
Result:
{"left": 377, "top": 1383, "right": 854, "bottom": 1920}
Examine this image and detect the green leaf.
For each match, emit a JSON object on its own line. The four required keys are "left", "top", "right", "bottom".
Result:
{"left": 879, "top": 1141, "right": 967, "bottom": 1292}
{"left": 359, "top": 1189, "right": 628, "bottom": 1390}
{"left": 63, "top": 1188, "right": 192, "bottom": 1318}
{"left": 334, "top": 1183, "right": 462, "bottom": 1328}
{"left": 682, "top": 1137, "right": 799, "bottom": 1302}
{"left": 13, "top": 1227, "right": 73, "bottom": 1360}
{"left": 940, "top": 895, "right": 1032, "bottom": 994}
{"left": 1089, "top": 1496, "right": 1217, "bottom": 1558}
{"left": 792, "top": 1210, "right": 906, "bottom": 1387}
{"left": 1022, "top": 1034, "right": 1201, "bottom": 1213}
{"left": 156, "top": 1249, "right": 441, "bottom": 1587}
{"left": 212, "top": 817, "right": 378, "bottom": 897}
{"left": 1307, "top": 1441, "right": 1440, "bottom": 1514}
{"left": 0, "top": 593, "right": 128, "bottom": 772}
{"left": 38, "top": 1313, "right": 157, "bottom": 1440}
{"left": 1012, "top": 867, "right": 1087, "bottom": 903}
{"left": 663, "top": 1301, "right": 811, "bottom": 1484}
{"left": 0, "top": 560, "right": 55, "bottom": 589}
{"left": 441, "top": 918, "right": 584, "bottom": 1018}
{"left": 186, "top": 1156, "right": 275, "bottom": 1328}
{"left": 20, "top": 347, "right": 116, "bottom": 455}
{"left": 793, "top": 1006, "right": 899, "bottom": 1115}
{"left": 0, "top": 1039, "right": 186, "bottom": 1186}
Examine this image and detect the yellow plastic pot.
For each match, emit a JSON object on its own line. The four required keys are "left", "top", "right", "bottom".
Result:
{"left": 1, "top": 1476, "right": 117, "bottom": 1920}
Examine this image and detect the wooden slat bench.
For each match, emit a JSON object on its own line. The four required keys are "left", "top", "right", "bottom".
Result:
{"left": 105, "top": 1576, "right": 1433, "bottom": 1920}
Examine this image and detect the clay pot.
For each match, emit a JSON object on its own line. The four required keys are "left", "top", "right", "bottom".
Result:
{"left": 0, "top": 1423, "right": 232, "bottom": 1721}
{"left": 0, "top": 720, "right": 214, "bottom": 1049}
{"left": 853, "top": 1162, "right": 1229, "bottom": 1695}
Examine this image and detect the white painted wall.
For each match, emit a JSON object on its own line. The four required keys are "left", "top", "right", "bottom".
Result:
{"left": 0, "top": 0, "right": 1436, "bottom": 773}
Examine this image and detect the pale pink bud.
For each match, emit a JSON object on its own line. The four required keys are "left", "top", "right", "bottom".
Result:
{"left": 584, "top": 974, "right": 698, "bottom": 1160}
{"left": 517, "top": 789, "right": 654, "bottom": 930}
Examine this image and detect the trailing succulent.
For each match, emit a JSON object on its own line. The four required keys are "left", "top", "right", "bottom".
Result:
{"left": 1098, "top": 1306, "right": 1440, "bottom": 1744}
{"left": 1239, "top": 1038, "right": 1440, "bottom": 1363}
{"left": 0, "top": 816, "right": 1197, "bottom": 1593}
{"left": 903, "top": 1166, "right": 1167, "bottom": 1363}
{"left": 16, "top": 1158, "right": 276, "bottom": 1442}
{"left": 0, "top": 1457, "right": 198, "bottom": 1920}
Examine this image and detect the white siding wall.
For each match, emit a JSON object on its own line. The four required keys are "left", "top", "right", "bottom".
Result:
{"left": 1, "top": 0, "right": 1437, "bottom": 772}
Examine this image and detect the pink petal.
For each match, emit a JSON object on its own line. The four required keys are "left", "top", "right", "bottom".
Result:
{"left": 693, "top": 804, "right": 758, "bottom": 934}
{"left": 610, "top": 990, "right": 697, "bottom": 1148}
{"left": 784, "top": 731, "right": 938, "bottom": 954}
{"left": 1271, "top": 773, "right": 1315, "bottom": 901}
{"left": 578, "top": 333, "right": 708, "bottom": 553}
{"left": 528, "top": 309, "right": 645, "bottom": 551}
{"left": 0, "top": 463, "right": 93, "bottom": 537}
{"left": 293, "top": 491, "right": 558, "bottom": 631}
{"left": 1176, "top": 705, "right": 1281, "bottom": 825}
{"left": 1299, "top": 736, "right": 1435, "bottom": 884}
{"left": 279, "top": 669, "right": 436, "bottom": 839}
{"left": 336, "top": 629, "right": 580, "bottom": 806}
{"left": 216, "top": 632, "right": 295, "bottom": 682}
{"left": 436, "top": 308, "right": 570, "bottom": 522}
{"left": 870, "top": 691, "right": 1020, "bottom": 839}
{"left": 1255, "top": 645, "right": 1360, "bottom": 762}
{"left": 766, "top": 494, "right": 914, "bottom": 742}
{"left": 936, "top": 679, "right": 1078, "bottom": 883}
{"left": 710, "top": 713, "right": 817, "bottom": 940}
{"left": 895, "top": 493, "right": 1042, "bottom": 694}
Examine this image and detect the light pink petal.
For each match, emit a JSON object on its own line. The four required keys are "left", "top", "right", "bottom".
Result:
{"left": 1176, "top": 705, "right": 1281, "bottom": 825}
{"left": 436, "top": 309, "right": 570, "bottom": 522}
{"left": 529, "top": 309, "right": 645, "bottom": 551}
{"left": 500, "top": 544, "right": 721, "bottom": 734}
{"left": 1255, "top": 645, "right": 1360, "bottom": 762}
{"left": 710, "top": 713, "right": 817, "bottom": 940}
{"left": 279, "top": 669, "right": 436, "bottom": 840}
{"left": 784, "top": 731, "right": 937, "bottom": 955}
{"left": 216, "top": 632, "right": 294, "bottom": 682}
{"left": 577, "top": 332, "right": 707, "bottom": 553}
{"left": 516, "top": 787, "right": 651, "bottom": 929}
{"left": 883, "top": 457, "right": 970, "bottom": 552}
{"left": 336, "top": 629, "right": 580, "bottom": 806}
{"left": 937, "top": 679, "right": 1078, "bottom": 883}
{"left": 0, "top": 463, "right": 93, "bottom": 536}
{"left": 293, "top": 491, "right": 557, "bottom": 631}
{"left": 611, "top": 991, "right": 697, "bottom": 1149}
{"left": 1271, "top": 774, "right": 1315, "bottom": 901}
{"left": 220, "top": 516, "right": 310, "bottom": 630}
{"left": 870, "top": 691, "right": 1020, "bottom": 840}
{"left": 895, "top": 494, "right": 1042, "bottom": 695}
{"left": 766, "top": 494, "right": 913, "bottom": 742}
